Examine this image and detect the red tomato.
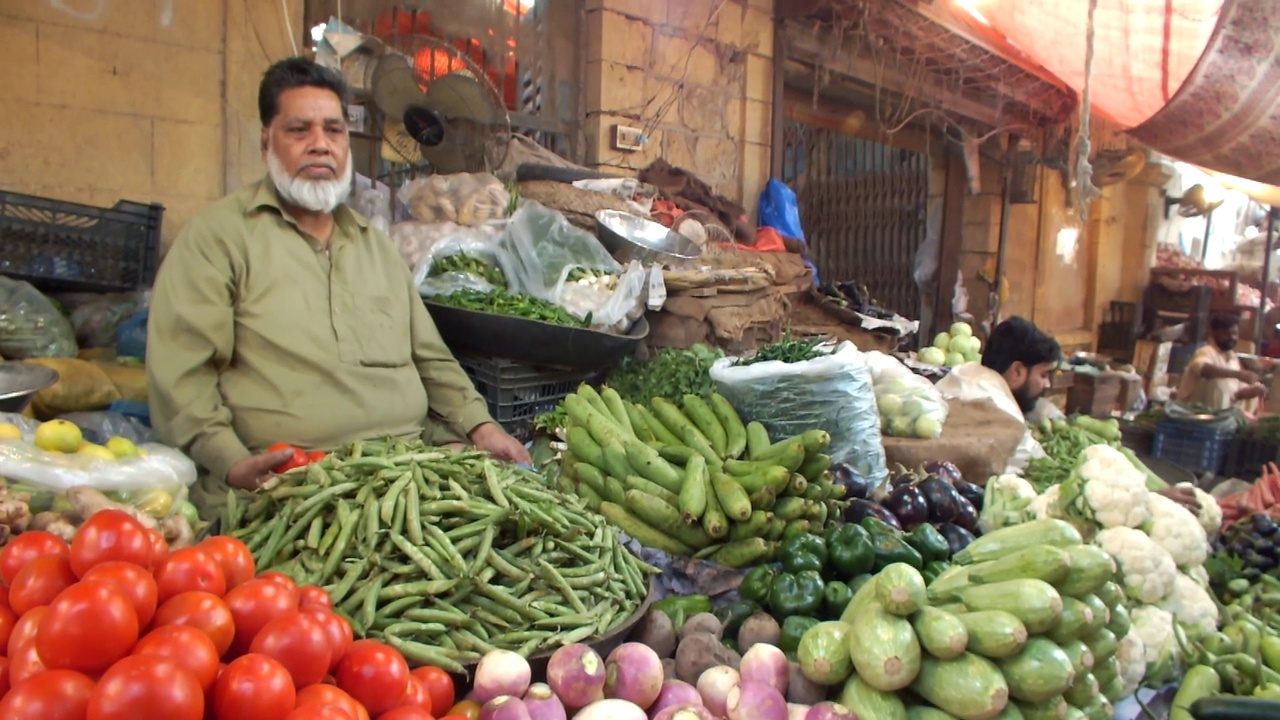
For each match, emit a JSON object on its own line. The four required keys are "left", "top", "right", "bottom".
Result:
{"left": 0, "top": 668, "right": 95, "bottom": 720}
{"left": 288, "top": 703, "right": 355, "bottom": 720}
{"left": 224, "top": 579, "right": 298, "bottom": 656}
{"left": 88, "top": 654, "right": 205, "bottom": 720}
{"left": 273, "top": 447, "right": 309, "bottom": 473}
{"left": 257, "top": 572, "right": 299, "bottom": 594}
{"left": 199, "top": 537, "right": 256, "bottom": 590}
{"left": 249, "top": 612, "right": 331, "bottom": 689}
{"left": 0, "top": 656, "right": 9, "bottom": 697}
{"left": 70, "top": 509, "right": 153, "bottom": 576}
{"left": 443, "top": 700, "right": 480, "bottom": 720}
{"left": 146, "top": 529, "right": 170, "bottom": 567}
{"left": 267, "top": 443, "right": 295, "bottom": 454}
{"left": 379, "top": 708, "right": 435, "bottom": 720}
{"left": 83, "top": 561, "right": 160, "bottom": 627}
{"left": 306, "top": 451, "right": 327, "bottom": 463}
{"left": 295, "top": 685, "right": 369, "bottom": 720}
{"left": 0, "top": 583, "right": 9, "bottom": 610}
{"left": 36, "top": 579, "right": 140, "bottom": 674}
{"left": 301, "top": 609, "right": 353, "bottom": 672}
{"left": 410, "top": 667, "right": 455, "bottom": 717}
{"left": 297, "top": 585, "right": 332, "bottom": 611}
{"left": 335, "top": 640, "right": 409, "bottom": 717}
{"left": 8, "top": 642, "right": 46, "bottom": 685}
{"left": 0, "top": 531, "right": 70, "bottom": 585}
{"left": 154, "top": 547, "right": 227, "bottom": 603}
{"left": 8, "top": 604, "right": 46, "bottom": 656}
{"left": 133, "top": 624, "right": 222, "bottom": 691}
{"left": 214, "top": 653, "right": 297, "bottom": 720}
{"left": 151, "top": 591, "right": 236, "bottom": 657}
{"left": 8, "top": 554, "right": 77, "bottom": 615}
{"left": 398, "top": 676, "right": 430, "bottom": 710}
{"left": 0, "top": 603, "right": 16, "bottom": 649}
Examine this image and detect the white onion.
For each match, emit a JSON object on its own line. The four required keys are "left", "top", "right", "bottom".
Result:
{"left": 695, "top": 666, "right": 739, "bottom": 718}
{"left": 475, "top": 650, "right": 533, "bottom": 705}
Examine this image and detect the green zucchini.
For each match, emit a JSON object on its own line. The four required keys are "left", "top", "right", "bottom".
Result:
{"left": 876, "top": 563, "right": 928, "bottom": 617}
{"left": 1094, "top": 581, "right": 1126, "bottom": 610}
{"left": 927, "top": 564, "right": 980, "bottom": 603}
{"left": 1077, "top": 696, "right": 1113, "bottom": 720}
{"left": 839, "top": 675, "right": 908, "bottom": 720}
{"left": 907, "top": 708, "right": 957, "bottom": 720}
{"left": 955, "top": 611, "right": 1028, "bottom": 659}
{"left": 1054, "top": 545, "right": 1116, "bottom": 598}
{"left": 1058, "top": 639, "right": 1095, "bottom": 676}
{"left": 1085, "top": 628, "right": 1117, "bottom": 663}
{"left": 953, "top": 520, "right": 1083, "bottom": 565}
{"left": 1099, "top": 675, "right": 1124, "bottom": 703}
{"left": 565, "top": 426, "right": 606, "bottom": 469}
{"left": 1046, "top": 597, "right": 1095, "bottom": 644}
{"left": 1171, "top": 665, "right": 1221, "bottom": 720}
{"left": 1090, "top": 656, "right": 1117, "bottom": 688}
{"left": 745, "top": 421, "right": 772, "bottom": 459}
{"left": 1013, "top": 697, "right": 1067, "bottom": 720}
{"left": 969, "top": 545, "right": 1071, "bottom": 586}
{"left": 957, "top": 579, "right": 1063, "bottom": 634}
{"left": 1077, "top": 595, "right": 1110, "bottom": 637}
{"left": 1106, "top": 604, "right": 1130, "bottom": 638}
{"left": 994, "top": 704, "right": 1027, "bottom": 720}
{"left": 912, "top": 606, "right": 969, "bottom": 660}
{"left": 847, "top": 601, "right": 922, "bottom": 692}
{"left": 797, "top": 621, "right": 854, "bottom": 685}
{"left": 997, "top": 637, "right": 1076, "bottom": 703}
{"left": 911, "top": 653, "right": 1011, "bottom": 720}
{"left": 1063, "top": 672, "right": 1098, "bottom": 708}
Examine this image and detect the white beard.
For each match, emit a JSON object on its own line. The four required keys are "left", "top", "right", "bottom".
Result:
{"left": 266, "top": 147, "right": 353, "bottom": 214}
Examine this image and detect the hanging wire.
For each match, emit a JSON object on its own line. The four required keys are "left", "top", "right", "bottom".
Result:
{"left": 281, "top": 0, "right": 299, "bottom": 56}
{"left": 1074, "top": 0, "right": 1102, "bottom": 216}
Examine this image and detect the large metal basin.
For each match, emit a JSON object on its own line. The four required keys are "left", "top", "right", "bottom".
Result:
{"left": 595, "top": 209, "right": 702, "bottom": 265}
{"left": 0, "top": 361, "right": 58, "bottom": 414}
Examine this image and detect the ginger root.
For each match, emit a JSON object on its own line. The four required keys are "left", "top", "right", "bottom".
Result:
{"left": 159, "top": 514, "right": 194, "bottom": 549}
{"left": 66, "top": 486, "right": 160, "bottom": 531}
{"left": 29, "top": 511, "right": 77, "bottom": 543}
{"left": 0, "top": 490, "right": 32, "bottom": 534}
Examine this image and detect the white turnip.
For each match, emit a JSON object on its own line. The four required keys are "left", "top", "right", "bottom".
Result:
{"left": 651, "top": 706, "right": 718, "bottom": 720}
{"left": 547, "top": 644, "right": 606, "bottom": 709}
{"left": 647, "top": 680, "right": 703, "bottom": 719}
{"left": 479, "top": 696, "right": 532, "bottom": 720}
{"left": 695, "top": 666, "right": 739, "bottom": 718}
{"left": 474, "top": 650, "right": 533, "bottom": 705}
{"left": 604, "top": 642, "right": 665, "bottom": 709}
{"left": 805, "top": 702, "right": 859, "bottom": 720}
{"left": 725, "top": 680, "right": 787, "bottom": 720}
{"left": 739, "top": 643, "right": 789, "bottom": 696}
{"left": 523, "top": 683, "right": 567, "bottom": 720}
{"left": 572, "top": 698, "right": 647, "bottom": 720}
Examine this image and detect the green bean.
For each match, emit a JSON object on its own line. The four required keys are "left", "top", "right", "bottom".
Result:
{"left": 378, "top": 579, "right": 458, "bottom": 600}
{"left": 402, "top": 608, "right": 480, "bottom": 629}
{"left": 376, "top": 596, "right": 422, "bottom": 620}
{"left": 362, "top": 575, "right": 384, "bottom": 630}
{"left": 385, "top": 637, "right": 466, "bottom": 673}
{"left": 387, "top": 531, "right": 447, "bottom": 582}
{"left": 381, "top": 472, "right": 413, "bottom": 523}
{"left": 321, "top": 508, "right": 359, "bottom": 580}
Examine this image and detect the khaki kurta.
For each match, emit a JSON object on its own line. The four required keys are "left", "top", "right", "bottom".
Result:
{"left": 1177, "top": 344, "right": 1244, "bottom": 411}
{"left": 147, "top": 179, "right": 491, "bottom": 511}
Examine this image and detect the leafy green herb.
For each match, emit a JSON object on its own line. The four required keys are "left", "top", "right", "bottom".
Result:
{"left": 735, "top": 335, "right": 826, "bottom": 366}
{"left": 429, "top": 253, "right": 507, "bottom": 287}
{"left": 433, "top": 288, "right": 587, "bottom": 327}
{"left": 605, "top": 344, "right": 725, "bottom": 406}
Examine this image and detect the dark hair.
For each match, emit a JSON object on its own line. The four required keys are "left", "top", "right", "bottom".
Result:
{"left": 258, "top": 57, "right": 352, "bottom": 127}
{"left": 981, "top": 316, "right": 1062, "bottom": 375}
{"left": 1210, "top": 314, "right": 1240, "bottom": 332}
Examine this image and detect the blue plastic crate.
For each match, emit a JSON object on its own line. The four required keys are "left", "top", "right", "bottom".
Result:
{"left": 1151, "top": 419, "right": 1235, "bottom": 475}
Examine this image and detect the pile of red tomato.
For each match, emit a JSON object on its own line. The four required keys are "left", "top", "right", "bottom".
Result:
{"left": 0, "top": 509, "right": 480, "bottom": 720}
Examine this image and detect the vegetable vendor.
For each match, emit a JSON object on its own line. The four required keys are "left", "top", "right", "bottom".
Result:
{"left": 938, "top": 317, "right": 1200, "bottom": 511}
{"left": 146, "top": 58, "right": 531, "bottom": 515}
{"left": 1177, "top": 313, "right": 1270, "bottom": 413}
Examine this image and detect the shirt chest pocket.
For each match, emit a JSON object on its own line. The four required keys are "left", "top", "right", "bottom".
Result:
{"left": 335, "top": 290, "right": 412, "bottom": 367}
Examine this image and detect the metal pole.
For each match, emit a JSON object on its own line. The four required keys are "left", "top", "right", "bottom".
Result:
{"left": 1261, "top": 208, "right": 1279, "bottom": 348}
{"left": 1200, "top": 210, "right": 1215, "bottom": 263}
{"left": 992, "top": 149, "right": 1013, "bottom": 324}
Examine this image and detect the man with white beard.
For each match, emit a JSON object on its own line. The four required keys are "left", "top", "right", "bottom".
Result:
{"left": 147, "top": 58, "right": 530, "bottom": 515}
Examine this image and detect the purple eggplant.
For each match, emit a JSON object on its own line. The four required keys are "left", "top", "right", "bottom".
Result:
{"left": 889, "top": 465, "right": 918, "bottom": 488}
{"left": 843, "top": 499, "right": 903, "bottom": 530}
{"left": 831, "top": 463, "right": 869, "bottom": 500}
{"left": 883, "top": 484, "right": 931, "bottom": 530}
{"left": 923, "top": 460, "right": 964, "bottom": 485}
{"left": 939, "top": 522, "right": 977, "bottom": 556}
{"left": 952, "top": 477, "right": 985, "bottom": 512}
{"left": 917, "top": 477, "right": 962, "bottom": 524}
{"left": 952, "top": 496, "right": 980, "bottom": 533}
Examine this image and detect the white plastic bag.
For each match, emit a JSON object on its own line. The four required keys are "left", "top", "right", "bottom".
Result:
{"left": 0, "top": 440, "right": 197, "bottom": 493}
{"left": 558, "top": 261, "right": 648, "bottom": 332}
{"left": 398, "top": 172, "right": 509, "bottom": 226}
{"left": 865, "top": 352, "right": 949, "bottom": 439}
{"left": 935, "top": 362, "right": 1045, "bottom": 472}
{"left": 414, "top": 225, "right": 516, "bottom": 297}
{"left": 710, "top": 342, "right": 889, "bottom": 486}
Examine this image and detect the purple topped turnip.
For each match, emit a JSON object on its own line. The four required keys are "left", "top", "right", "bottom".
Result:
{"left": 739, "top": 644, "right": 788, "bottom": 696}
{"left": 696, "top": 666, "right": 739, "bottom": 717}
{"left": 651, "top": 707, "right": 718, "bottom": 720}
{"left": 573, "top": 698, "right": 647, "bottom": 720}
{"left": 647, "top": 680, "right": 703, "bottom": 719}
{"left": 480, "top": 696, "right": 532, "bottom": 720}
{"left": 805, "top": 702, "right": 859, "bottom": 720}
{"left": 474, "top": 650, "right": 533, "bottom": 705}
{"left": 547, "top": 644, "right": 606, "bottom": 710}
{"left": 725, "top": 680, "right": 787, "bottom": 720}
{"left": 604, "top": 643, "right": 664, "bottom": 709}
{"left": 523, "top": 683, "right": 567, "bottom": 720}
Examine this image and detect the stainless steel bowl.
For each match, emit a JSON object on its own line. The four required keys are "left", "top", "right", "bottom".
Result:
{"left": 0, "top": 361, "right": 59, "bottom": 414}
{"left": 595, "top": 209, "right": 703, "bottom": 265}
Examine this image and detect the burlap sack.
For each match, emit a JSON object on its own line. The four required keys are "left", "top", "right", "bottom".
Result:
{"left": 882, "top": 398, "right": 1026, "bottom": 485}
{"left": 25, "top": 358, "right": 122, "bottom": 419}
{"left": 97, "top": 362, "right": 148, "bottom": 402}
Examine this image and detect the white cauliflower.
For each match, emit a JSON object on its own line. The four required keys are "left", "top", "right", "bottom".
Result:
{"left": 1029, "top": 485, "right": 1063, "bottom": 521}
{"left": 1185, "top": 565, "right": 1210, "bottom": 589}
{"left": 1147, "top": 492, "right": 1210, "bottom": 568}
{"left": 1131, "top": 605, "right": 1180, "bottom": 684}
{"left": 1159, "top": 573, "right": 1219, "bottom": 638}
{"left": 1177, "top": 482, "right": 1223, "bottom": 539}
{"left": 979, "top": 474, "right": 1039, "bottom": 532}
{"left": 1095, "top": 527, "right": 1178, "bottom": 603}
{"left": 1115, "top": 632, "right": 1147, "bottom": 697}
{"left": 1062, "top": 445, "right": 1152, "bottom": 529}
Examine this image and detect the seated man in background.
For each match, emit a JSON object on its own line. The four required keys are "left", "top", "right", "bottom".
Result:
{"left": 147, "top": 58, "right": 529, "bottom": 515}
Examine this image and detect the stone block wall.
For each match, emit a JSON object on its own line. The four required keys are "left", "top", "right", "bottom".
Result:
{"left": 583, "top": 0, "right": 775, "bottom": 220}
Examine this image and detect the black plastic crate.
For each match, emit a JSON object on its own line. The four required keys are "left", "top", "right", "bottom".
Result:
{"left": 1223, "top": 436, "right": 1280, "bottom": 479}
{"left": 457, "top": 355, "right": 598, "bottom": 436}
{"left": 1151, "top": 419, "right": 1236, "bottom": 475}
{"left": 0, "top": 190, "right": 163, "bottom": 293}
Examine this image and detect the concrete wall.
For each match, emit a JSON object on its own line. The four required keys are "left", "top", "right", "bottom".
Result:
{"left": 0, "top": 0, "right": 303, "bottom": 251}
{"left": 583, "top": 0, "right": 774, "bottom": 219}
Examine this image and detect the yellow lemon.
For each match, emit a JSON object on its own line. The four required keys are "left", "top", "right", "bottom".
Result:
{"left": 105, "top": 436, "right": 141, "bottom": 459}
{"left": 77, "top": 443, "right": 117, "bottom": 462}
{"left": 34, "top": 419, "right": 83, "bottom": 453}
{"left": 0, "top": 423, "right": 22, "bottom": 440}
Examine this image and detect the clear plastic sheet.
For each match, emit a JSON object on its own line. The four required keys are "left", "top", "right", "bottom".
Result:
{"left": 61, "top": 291, "right": 148, "bottom": 349}
{"left": 710, "top": 342, "right": 889, "bottom": 487}
{"left": 414, "top": 227, "right": 517, "bottom": 297}
{"left": 865, "top": 352, "right": 950, "bottom": 440}
{"left": 56, "top": 411, "right": 155, "bottom": 446}
{"left": 398, "top": 172, "right": 510, "bottom": 226}
{"left": 0, "top": 277, "right": 78, "bottom": 359}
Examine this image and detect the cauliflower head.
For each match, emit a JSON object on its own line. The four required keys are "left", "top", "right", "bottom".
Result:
{"left": 1159, "top": 573, "right": 1219, "bottom": 638}
{"left": 1095, "top": 527, "right": 1178, "bottom": 603}
{"left": 1147, "top": 492, "right": 1210, "bottom": 568}
{"left": 1029, "top": 485, "right": 1064, "bottom": 521}
{"left": 1064, "top": 445, "right": 1152, "bottom": 529}
{"left": 1177, "top": 482, "right": 1223, "bottom": 540}
{"left": 1116, "top": 632, "right": 1147, "bottom": 697}
{"left": 1185, "top": 565, "right": 1210, "bottom": 589}
{"left": 1131, "top": 605, "right": 1180, "bottom": 683}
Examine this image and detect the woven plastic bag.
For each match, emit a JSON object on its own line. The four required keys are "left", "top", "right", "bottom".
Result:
{"left": 710, "top": 341, "right": 888, "bottom": 487}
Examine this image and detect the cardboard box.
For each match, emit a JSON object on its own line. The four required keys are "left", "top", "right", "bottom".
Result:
{"left": 1133, "top": 340, "right": 1172, "bottom": 380}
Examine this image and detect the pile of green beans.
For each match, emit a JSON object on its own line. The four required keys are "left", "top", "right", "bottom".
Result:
{"left": 221, "top": 439, "right": 657, "bottom": 671}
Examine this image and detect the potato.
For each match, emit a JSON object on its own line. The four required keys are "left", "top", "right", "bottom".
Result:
{"left": 679, "top": 612, "right": 723, "bottom": 642}
{"left": 631, "top": 609, "right": 677, "bottom": 658}
{"left": 787, "top": 661, "right": 827, "bottom": 704}
{"left": 675, "top": 631, "right": 741, "bottom": 684}
{"left": 737, "top": 613, "right": 781, "bottom": 653}
{"left": 662, "top": 658, "right": 678, "bottom": 683}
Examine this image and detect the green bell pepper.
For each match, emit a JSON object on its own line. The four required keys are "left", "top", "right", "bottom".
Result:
{"left": 779, "top": 615, "right": 821, "bottom": 654}
{"left": 740, "top": 566, "right": 776, "bottom": 605}
{"left": 870, "top": 533, "right": 923, "bottom": 572}
{"left": 826, "top": 523, "right": 875, "bottom": 577}
{"left": 779, "top": 533, "right": 828, "bottom": 574}
{"left": 848, "top": 573, "right": 874, "bottom": 595}
{"left": 823, "top": 580, "right": 854, "bottom": 619}
{"left": 768, "top": 570, "right": 825, "bottom": 618}
{"left": 715, "top": 600, "right": 761, "bottom": 639}
{"left": 906, "top": 523, "right": 951, "bottom": 563}
{"left": 653, "top": 594, "right": 713, "bottom": 629}
{"left": 860, "top": 516, "right": 898, "bottom": 537}
{"left": 922, "top": 560, "right": 951, "bottom": 585}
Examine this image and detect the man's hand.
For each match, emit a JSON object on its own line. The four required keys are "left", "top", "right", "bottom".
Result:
{"left": 226, "top": 449, "right": 296, "bottom": 490}
{"left": 1157, "top": 485, "right": 1202, "bottom": 514}
{"left": 1236, "top": 382, "right": 1269, "bottom": 402}
{"left": 1237, "top": 368, "right": 1261, "bottom": 384}
{"left": 469, "top": 422, "right": 532, "bottom": 465}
